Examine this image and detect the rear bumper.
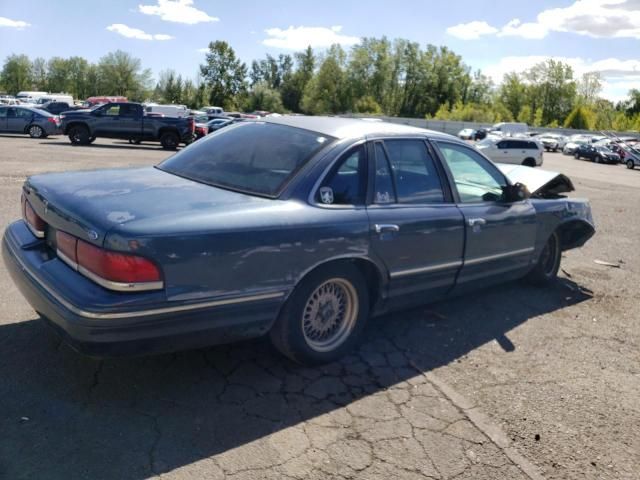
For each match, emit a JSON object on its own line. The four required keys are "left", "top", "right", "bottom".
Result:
{"left": 2, "top": 221, "right": 284, "bottom": 357}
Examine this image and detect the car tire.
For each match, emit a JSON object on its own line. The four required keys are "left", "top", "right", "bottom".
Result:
{"left": 526, "top": 232, "right": 561, "bottom": 286}
{"left": 522, "top": 158, "right": 536, "bottom": 167}
{"left": 595, "top": 155, "right": 602, "bottom": 164}
{"left": 28, "top": 125, "right": 44, "bottom": 139}
{"left": 88, "top": 136, "right": 96, "bottom": 144}
{"left": 553, "top": 147, "right": 558, "bottom": 152}
{"left": 68, "top": 125, "right": 90, "bottom": 145}
{"left": 160, "top": 131, "right": 179, "bottom": 150}
{"left": 270, "top": 263, "right": 370, "bottom": 365}
{"left": 574, "top": 152, "right": 580, "bottom": 159}
{"left": 627, "top": 159, "right": 635, "bottom": 170}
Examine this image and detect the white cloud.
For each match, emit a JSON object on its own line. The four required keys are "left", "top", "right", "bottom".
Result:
{"left": 447, "top": 0, "right": 640, "bottom": 40}
{"left": 0, "top": 16, "right": 30, "bottom": 29}
{"left": 138, "top": 0, "right": 218, "bottom": 24}
{"left": 262, "top": 25, "right": 359, "bottom": 49}
{"left": 482, "top": 55, "right": 640, "bottom": 101}
{"left": 498, "top": 19, "right": 548, "bottom": 39}
{"left": 106, "top": 24, "right": 173, "bottom": 41}
{"left": 446, "top": 21, "right": 498, "bottom": 40}
{"left": 196, "top": 47, "right": 209, "bottom": 53}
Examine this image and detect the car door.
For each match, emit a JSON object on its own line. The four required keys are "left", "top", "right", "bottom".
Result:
{"left": 433, "top": 141, "right": 537, "bottom": 292}
{"left": 118, "top": 103, "right": 143, "bottom": 138}
{"left": 493, "top": 140, "right": 514, "bottom": 163}
{"left": 6, "top": 108, "right": 31, "bottom": 133}
{"left": 95, "top": 104, "right": 121, "bottom": 137}
{"left": 366, "top": 139, "right": 465, "bottom": 307}
{"left": 0, "top": 107, "right": 7, "bottom": 131}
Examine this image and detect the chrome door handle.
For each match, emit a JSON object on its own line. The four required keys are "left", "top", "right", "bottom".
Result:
{"left": 467, "top": 218, "right": 486, "bottom": 227}
{"left": 375, "top": 224, "right": 400, "bottom": 234}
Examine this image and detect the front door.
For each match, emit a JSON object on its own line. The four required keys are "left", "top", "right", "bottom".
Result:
{"left": 0, "top": 107, "right": 7, "bottom": 131}
{"left": 96, "top": 104, "right": 122, "bottom": 137}
{"left": 366, "top": 139, "right": 465, "bottom": 306}
{"left": 434, "top": 141, "right": 537, "bottom": 291}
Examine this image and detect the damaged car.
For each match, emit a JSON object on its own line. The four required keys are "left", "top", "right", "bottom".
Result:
{"left": 2, "top": 117, "right": 595, "bottom": 365}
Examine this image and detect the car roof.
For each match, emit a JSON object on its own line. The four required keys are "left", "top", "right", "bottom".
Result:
{"left": 262, "top": 115, "right": 454, "bottom": 141}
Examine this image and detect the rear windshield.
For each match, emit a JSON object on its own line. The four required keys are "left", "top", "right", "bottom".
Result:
{"left": 158, "top": 122, "right": 333, "bottom": 197}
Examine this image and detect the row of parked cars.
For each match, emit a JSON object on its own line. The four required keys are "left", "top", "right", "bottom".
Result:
{"left": 457, "top": 123, "right": 640, "bottom": 170}
{"left": 0, "top": 91, "right": 279, "bottom": 149}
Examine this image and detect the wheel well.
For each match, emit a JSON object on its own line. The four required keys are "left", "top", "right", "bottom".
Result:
{"left": 159, "top": 127, "right": 179, "bottom": 137}
{"left": 522, "top": 158, "right": 536, "bottom": 167}
{"left": 24, "top": 123, "right": 39, "bottom": 134}
{"left": 64, "top": 122, "right": 87, "bottom": 135}
{"left": 556, "top": 220, "right": 595, "bottom": 251}
{"left": 297, "top": 258, "right": 384, "bottom": 309}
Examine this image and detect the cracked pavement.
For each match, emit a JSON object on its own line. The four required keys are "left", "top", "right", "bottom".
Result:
{"left": 0, "top": 136, "right": 638, "bottom": 479}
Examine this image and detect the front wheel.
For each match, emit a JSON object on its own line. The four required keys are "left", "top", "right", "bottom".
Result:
{"left": 526, "top": 232, "right": 561, "bottom": 286}
{"left": 595, "top": 155, "right": 602, "bottom": 164}
{"left": 574, "top": 152, "right": 580, "bottom": 159}
{"left": 160, "top": 131, "right": 179, "bottom": 150}
{"left": 28, "top": 125, "right": 44, "bottom": 138}
{"left": 270, "top": 264, "right": 369, "bottom": 365}
{"left": 627, "top": 160, "right": 635, "bottom": 170}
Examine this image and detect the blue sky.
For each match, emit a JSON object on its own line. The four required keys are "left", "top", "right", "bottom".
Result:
{"left": 1, "top": 0, "right": 639, "bottom": 101}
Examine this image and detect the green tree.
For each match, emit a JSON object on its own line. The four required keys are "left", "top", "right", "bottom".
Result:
{"left": 67, "top": 56, "right": 90, "bottom": 99}
{"left": 517, "top": 105, "right": 532, "bottom": 124}
{"left": 31, "top": 57, "right": 47, "bottom": 91}
{"left": 281, "top": 46, "right": 315, "bottom": 112}
{"left": 564, "top": 105, "right": 593, "bottom": 129}
{"left": 524, "top": 59, "right": 576, "bottom": 126}
{"left": 354, "top": 96, "right": 382, "bottom": 114}
{"left": 245, "top": 82, "right": 284, "bottom": 112}
{"left": 301, "top": 45, "right": 347, "bottom": 114}
{"left": 47, "top": 57, "right": 71, "bottom": 93}
{"left": 97, "top": 50, "right": 151, "bottom": 100}
{"left": 200, "top": 41, "right": 247, "bottom": 108}
{"left": 498, "top": 73, "right": 526, "bottom": 121}
{"left": 577, "top": 72, "right": 602, "bottom": 105}
{"left": 1, "top": 54, "right": 32, "bottom": 94}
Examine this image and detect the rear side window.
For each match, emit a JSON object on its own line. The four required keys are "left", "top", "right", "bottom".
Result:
{"left": 383, "top": 139, "right": 445, "bottom": 204}
{"left": 318, "top": 146, "right": 367, "bottom": 205}
{"left": 17, "top": 109, "right": 33, "bottom": 119}
{"left": 0, "top": 108, "right": 7, "bottom": 118}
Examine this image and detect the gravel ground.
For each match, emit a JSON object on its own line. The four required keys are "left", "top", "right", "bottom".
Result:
{"left": 0, "top": 134, "right": 638, "bottom": 479}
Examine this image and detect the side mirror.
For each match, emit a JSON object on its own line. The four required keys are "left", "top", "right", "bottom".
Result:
{"left": 502, "top": 183, "right": 530, "bottom": 203}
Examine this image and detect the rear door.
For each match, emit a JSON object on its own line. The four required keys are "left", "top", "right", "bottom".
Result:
{"left": 434, "top": 141, "right": 537, "bottom": 291}
{"left": 493, "top": 140, "right": 514, "bottom": 163}
{"left": 118, "top": 103, "right": 143, "bottom": 138}
{"left": 366, "top": 138, "right": 465, "bottom": 306}
{"left": 6, "top": 108, "right": 32, "bottom": 133}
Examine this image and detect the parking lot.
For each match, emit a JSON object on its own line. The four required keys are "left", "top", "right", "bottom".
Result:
{"left": 0, "top": 134, "right": 638, "bottom": 480}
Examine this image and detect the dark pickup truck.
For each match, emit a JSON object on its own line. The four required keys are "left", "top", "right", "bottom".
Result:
{"left": 60, "top": 102, "right": 195, "bottom": 149}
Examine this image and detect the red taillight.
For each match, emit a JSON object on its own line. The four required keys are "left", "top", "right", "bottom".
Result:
{"left": 187, "top": 117, "right": 195, "bottom": 133}
{"left": 47, "top": 117, "right": 57, "bottom": 124}
{"left": 56, "top": 231, "right": 78, "bottom": 265}
{"left": 23, "top": 197, "right": 46, "bottom": 238}
{"left": 76, "top": 239, "right": 162, "bottom": 287}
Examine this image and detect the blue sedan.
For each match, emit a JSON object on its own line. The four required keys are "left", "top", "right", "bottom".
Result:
{"left": 0, "top": 105, "right": 60, "bottom": 138}
{"left": 2, "top": 117, "right": 595, "bottom": 364}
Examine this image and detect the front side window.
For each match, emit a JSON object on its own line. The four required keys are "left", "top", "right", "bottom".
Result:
{"left": 159, "top": 122, "right": 333, "bottom": 197}
{"left": 104, "top": 105, "right": 120, "bottom": 116}
{"left": 436, "top": 142, "right": 507, "bottom": 203}
{"left": 0, "top": 108, "right": 7, "bottom": 118}
{"left": 374, "top": 143, "right": 395, "bottom": 204}
{"left": 383, "top": 139, "right": 445, "bottom": 204}
{"left": 318, "top": 146, "right": 366, "bottom": 205}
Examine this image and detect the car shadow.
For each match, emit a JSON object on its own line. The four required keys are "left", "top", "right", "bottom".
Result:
{"left": 0, "top": 278, "right": 592, "bottom": 479}
{"left": 42, "top": 141, "right": 176, "bottom": 152}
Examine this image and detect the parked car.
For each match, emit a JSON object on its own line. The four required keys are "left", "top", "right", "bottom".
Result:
{"left": 144, "top": 103, "right": 189, "bottom": 118}
{"left": 457, "top": 128, "right": 476, "bottom": 140}
{"left": 60, "top": 102, "right": 195, "bottom": 149}
{"left": 36, "top": 101, "right": 80, "bottom": 115}
{"left": 2, "top": 117, "right": 595, "bottom": 364}
{"left": 538, "top": 134, "right": 567, "bottom": 152}
{"left": 490, "top": 122, "right": 528, "bottom": 136}
{"left": 15, "top": 91, "right": 48, "bottom": 104}
{"left": 83, "top": 96, "right": 128, "bottom": 108}
{"left": 624, "top": 147, "right": 640, "bottom": 169}
{"left": 563, "top": 138, "right": 589, "bottom": 155}
{"left": 0, "top": 105, "right": 60, "bottom": 138}
{"left": 204, "top": 106, "right": 224, "bottom": 116}
{"left": 476, "top": 137, "right": 543, "bottom": 166}
{"left": 35, "top": 94, "right": 74, "bottom": 106}
{"left": 194, "top": 122, "right": 208, "bottom": 140}
{"left": 574, "top": 144, "right": 620, "bottom": 164}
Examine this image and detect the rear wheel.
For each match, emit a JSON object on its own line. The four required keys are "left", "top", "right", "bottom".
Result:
{"left": 88, "top": 136, "right": 96, "bottom": 144}
{"left": 68, "top": 125, "right": 90, "bottom": 145}
{"left": 526, "top": 232, "right": 561, "bottom": 286}
{"left": 160, "top": 131, "right": 179, "bottom": 150}
{"left": 574, "top": 152, "right": 580, "bottom": 159}
{"left": 28, "top": 125, "right": 44, "bottom": 138}
{"left": 627, "top": 159, "right": 635, "bottom": 170}
{"left": 270, "top": 263, "right": 369, "bottom": 365}
{"left": 595, "top": 155, "right": 602, "bottom": 164}
{"left": 522, "top": 158, "right": 536, "bottom": 167}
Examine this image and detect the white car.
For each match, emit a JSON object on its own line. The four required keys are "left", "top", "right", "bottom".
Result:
{"left": 476, "top": 137, "right": 543, "bottom": 167}
{"left": 538, "top": 134, "right": 567, "bottom": 152}
{"left": 458, "top": 128, "right": 476, "bottom": 140}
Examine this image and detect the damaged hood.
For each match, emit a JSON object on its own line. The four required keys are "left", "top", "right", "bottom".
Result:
{"left": 497, "top": 164, "right": 575, "bottom": 198}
